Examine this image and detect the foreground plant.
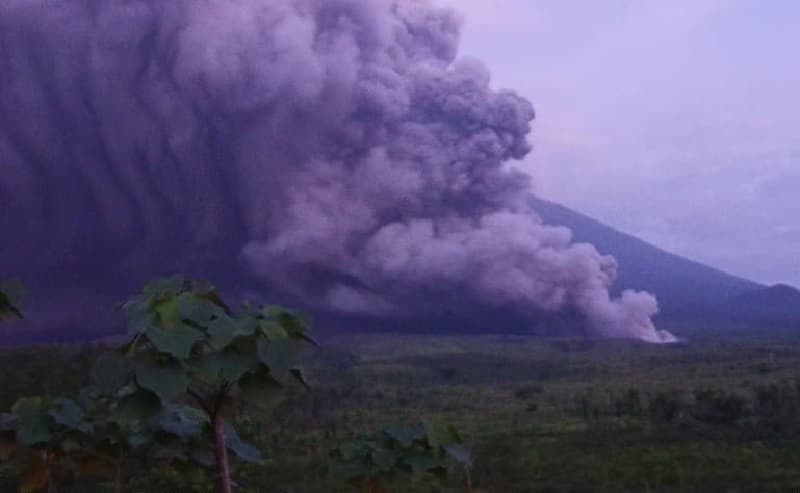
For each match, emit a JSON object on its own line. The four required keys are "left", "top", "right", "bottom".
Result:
{"left": 117, "top": 276, "right": 316, "bottom": 493}
{"left": 329, "top": 421, "right": 472, "bottom": 493}
{"left": 0, "top": 281, "right": 24, "bottom": 321}
{"left": 0, "top": 383, "right": 218, "bottom": 493}
{"left": 0, "top": 396, "right": 93, "bottom": 493}
{"left": 79, "top": 360, "right": 214, "bottom": 493}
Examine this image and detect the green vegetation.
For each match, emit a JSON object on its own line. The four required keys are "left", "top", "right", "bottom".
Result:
{"left": 5, "top": 329, "right": 800, "bottom": 491}
{"left": 116, "top": 276, "right": 318, "bottom": 493}
{"left": 330, "top": 421, "right": 472, "bottom": 493}
{"left": 0, "top": 278, "right": 469, "bottom": 493}
{"left": 3, "top": 278, "right": 800, "bottom": 491}
{"left": 0, "top": 281, "right": 24, "bottom": 321}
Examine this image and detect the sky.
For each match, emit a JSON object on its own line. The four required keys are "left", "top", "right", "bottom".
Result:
{"left": 436, "top": 0, "right": 800, "bottom": 287}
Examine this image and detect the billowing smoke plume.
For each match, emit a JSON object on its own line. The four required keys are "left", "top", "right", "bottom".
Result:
{"left": 0, "top": 0, "right": 676, "bottom": 343}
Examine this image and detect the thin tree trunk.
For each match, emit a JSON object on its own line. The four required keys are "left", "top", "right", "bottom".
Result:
{"left": 465, "top": 464, "right": 474, "bottom": 493}
{"left": 213, "top": 414, "right": 233, "bottom": 493}
{"left": 114, "top": 464, "right": 123, "bottom": 493}
{"left": 114, "top": 451, "right": 124, "bottom": 493}
{"left": 44, "top": 450, "right": 58, "bottom": 493}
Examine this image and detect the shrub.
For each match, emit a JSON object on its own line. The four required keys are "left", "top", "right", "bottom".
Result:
{"left": 692, "top": 390, "right": 749, "bottom": 426}
{"left": 0, "top": 281, "right": 24, "bottom": 321}
{"left": 648, "top": 390, "right": 687, "bottom": 424}
{"left": 329, "top": 421, "right": 472, "bottom": 493}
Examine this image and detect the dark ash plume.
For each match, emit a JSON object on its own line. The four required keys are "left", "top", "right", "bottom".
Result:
{"left": 0, "top": 0, "right": 675, "bottom": 343}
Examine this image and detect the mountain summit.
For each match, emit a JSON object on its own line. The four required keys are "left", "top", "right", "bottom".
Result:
{"left": 529, "top": 197, "right": 786, "bottom": 325}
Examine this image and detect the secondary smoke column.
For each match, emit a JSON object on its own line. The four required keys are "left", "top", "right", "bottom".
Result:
{"left": 0, "top": 0, "right": 676, "bottom": 343}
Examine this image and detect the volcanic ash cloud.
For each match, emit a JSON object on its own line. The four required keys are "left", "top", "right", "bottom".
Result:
{"left": 0, "top": 0, "right": 675, "bottom": 342}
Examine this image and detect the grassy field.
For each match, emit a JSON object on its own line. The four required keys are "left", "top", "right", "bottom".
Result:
{"left": 3, "top": 329, "right": 800, "bottom": 492}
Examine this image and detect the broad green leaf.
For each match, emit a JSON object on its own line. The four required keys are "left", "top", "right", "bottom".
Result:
{"left": 338, "top": 441, "right": 368, "bottom": 461}
{"left": 260, "top": 320, "right": 289, "bottom": 340}
{"left": 0, "top": 296, "right": 22, "bottom": 320}
{"left": 232, "top": 335, "right": 258, "bottom": 358}
{"left": 385, "top": 426, "right": 420, "bottom": 448}
{"left": 12, "top": 398, "right": 51, "bottom": 446}
{"left": 236, "top": 316, "right": 259, "bottom": 334}
{"left": 120, "top": 333, "right": 143, "bottom": 356}
{"left": 190, "top": 279, "right": 214, "bottom": 295}
{"left": 443, "top": 444, "right": 472, "bottom": 465}
{"left": 423, "top": 420, "right": 461, "bottom": 450}
{"left": 49, "top": 398, "right": 92, "bottom": 433}
{"left": 177, "top": 292, "right": 222, "bottom": 324}
{"left": 142, "top": 276, "right": 185, "bottom": 297}
{"left": 0, "top": 281, "right": 24, "bottom": 320}
{"left": 278, "top": 311, "right": 305, "bottom": 334}
{"left": 91, "top": 351, "right": 132, "bottom": 395}
{"left": 276, "top": 310, "right": 318, "bottom": 345}
{"left": 275, "top": 310, "right": 318, "bottom": 346}
{"left": 206, "top": 315, "right": 241, "bottom": 349}
{"left": 0, "top": 413, "right": 16, "bottom": 432}
{"left": 299, "top": 332, "right": 320, "bottom": 347}
{"left": 261, "top": 305, "right": 285, "bottom": 319}
{"left": 135, "top": 355, "right": 188, "bottom": 402}
{"left": 289, "top": 368, "right": 310, "bottom": 390}
{"left": 158, "top": 405, "right": 206, "bottom": 439}
{"left": 189, "top": 447, "right": 215, "bottom": 467}
{"left": 256, "top": 338, "right": 297, "bottom": 376}
{"left": 238, "top": 369, "right": 285, "bottom": 411}
{"left": 120, "top": 292, "right": 150, "bottom": 312}
{"left": 373, "top": 448, "right": 396, "bottom": 472}
{"left": 121, "top": 293, "right": 155, "bottom": 334}
{"left": 0, "top": 280, "right": 25, "bottom": 305}
{"left": 128, "top": 431, "right": 153, "bottom": 448}
{"left": 192, "top": 349, "right": 257, "bottom": 384}
{"left": 197, "top": 289, "right": 232, "bottom": 314}
{"left": 126, "top": 309, "right": 156, "bottom": 335}
{"left": 333, "top": 421, "right": 468, "bottom": 485}
{"left": 112, "top": 389, "right": 162, "bottom": 424}
{"left": 146, "top": 324, "right": 204, "bottom": 359}
{"left": 154, "top": 295, "right": 180, "bottom": 328}
{"left": 224, "top": 422, "right": 263, "bottom": 464}
{"left": 18, "top": 427, "right": 51, "bottom": 450}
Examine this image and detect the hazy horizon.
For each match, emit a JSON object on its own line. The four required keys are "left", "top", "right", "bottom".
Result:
{"left": 440, "top": 0, "right": 800, "bottom": 287}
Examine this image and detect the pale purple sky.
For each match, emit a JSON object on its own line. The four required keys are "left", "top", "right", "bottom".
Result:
{"left": 437, "top": 0, "right": 800, "bottom": 287}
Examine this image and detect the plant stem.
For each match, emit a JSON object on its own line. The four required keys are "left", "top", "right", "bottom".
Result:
{"left": 464, "top": 464, "right": 474, "bottom": 493}
{"left": 213, "top": 413, "right": 233, "bottom": 493}
{"left": 114, "top": 449, "right": 124, "bottom": 493}
{"left": 44, "top": 450, "right": 57, "bottom": 493}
